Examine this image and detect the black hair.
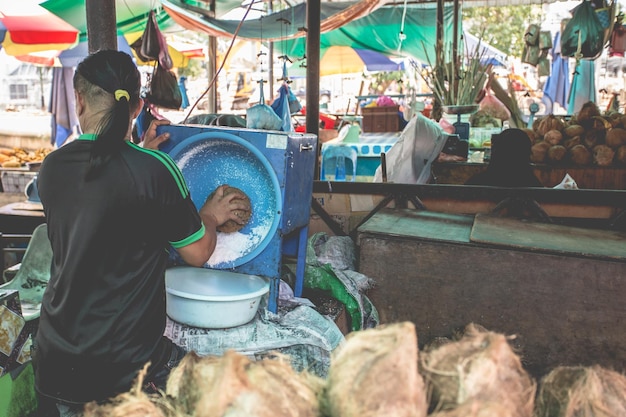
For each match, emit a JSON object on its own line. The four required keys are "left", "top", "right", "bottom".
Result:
{"left": 74, "top": 50, "right": 141, "bottom": 180}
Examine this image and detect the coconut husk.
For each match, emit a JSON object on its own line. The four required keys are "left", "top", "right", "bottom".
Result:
{"left": 84, "top": 363, "right": 174, "bottom": 417}
{"left": 324, "top": 321, "right": 427, "bottom": 417}
{"left": 534, "top": 365, "right": 626, "bottom": 417}
{"left": 166, "top": 350, "right": 323, "bottom": 417}
{"left": 429, "top": 396, "right": 519, "bottom": 417}
{"left": 420, "top": 323, "right": 535, "bottom": 417}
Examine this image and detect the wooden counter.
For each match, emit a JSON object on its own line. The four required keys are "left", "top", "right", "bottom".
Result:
{"left": 432, "top": 162, "right": 626, "bottom": 190}
{"left": 356, "top": 209, "right": 626, "bottom": 378}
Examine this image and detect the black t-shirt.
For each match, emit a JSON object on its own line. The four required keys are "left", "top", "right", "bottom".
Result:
{"left": 35, "top": 134, "right": 204, "bottom": 404}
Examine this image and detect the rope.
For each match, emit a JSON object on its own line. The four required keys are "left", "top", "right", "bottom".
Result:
{"left": 397, "top": 0, "right": 408, "bottom": 54}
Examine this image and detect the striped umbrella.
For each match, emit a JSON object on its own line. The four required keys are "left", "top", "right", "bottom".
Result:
{"left": 0, "top": 2, "right": 79, "bottom": 56}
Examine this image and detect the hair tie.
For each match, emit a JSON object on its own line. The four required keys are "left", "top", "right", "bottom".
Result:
{"left": 114, "top": 89, "right": 130, "bottom": 102}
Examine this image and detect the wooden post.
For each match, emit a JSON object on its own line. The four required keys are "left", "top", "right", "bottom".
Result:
{"left": 306, "top": 0, "right": 321, "bottom": 179}
{"left": 85, "top": 0, "right": 118, "bottom": 53}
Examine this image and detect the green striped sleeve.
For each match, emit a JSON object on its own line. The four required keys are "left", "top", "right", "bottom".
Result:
{"left": 170, "top": 224, "right": 206, "bottom": 248}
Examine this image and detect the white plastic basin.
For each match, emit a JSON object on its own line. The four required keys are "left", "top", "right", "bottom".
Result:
{"left": 165, "top": 266, "right": 269, "bottom": 329}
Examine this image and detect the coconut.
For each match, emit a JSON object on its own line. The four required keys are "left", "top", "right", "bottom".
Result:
{"left": 428, "top": 397, "right": 519, "bottom": 417}
{"left": 534, "top": 365, "right": 626, "bottom": 417}
{"left": 544, "top": 130, "right": 563, "bottom": 146}
{"left": 605, "top": 127, "right": 626, "bottom": 149}
{"left": 583, "top": 129, "right": 605, "bottom": 149}
{"left": 593, "top": 144, "right": 615, "bottom": 166}
{"left": 569, "top": 145, "right": 592, "bottom": 166}
{"left": 419, "top": 323, "right": 535, "bottom": 417}
{"left": 324, "top": 321, "right": 427, "bottom": 417}
{"left": 563, "top": 124, "right": 585, "bottom": 138}
{"left": 531, "top": 141, "right": 551, "bottom": 163}
{"left": 84, "top": 364, "right": 171, "bottom": 417}
{"left": 563, "top": 136, "right": 582, "bottom": 150}
{"left": 167, "top": 350, "right": 323, "bottom": 417}
{"left": 535, "top": 115, "right": 565, "bottom": 137}
{"left": 547, "top": 145, "right": 567, "bottom": 163}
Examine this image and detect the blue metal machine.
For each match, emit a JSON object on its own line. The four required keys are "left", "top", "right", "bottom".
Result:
{"left": 157, "top": 124, "right": 318, "bottom": 312}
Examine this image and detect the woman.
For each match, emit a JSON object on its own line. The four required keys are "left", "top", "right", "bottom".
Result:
{"left": 34, "top": 50, "right": 249, "bottom": 415}
{"left": 465, "top": 128, "right": 543, "bottom": 187}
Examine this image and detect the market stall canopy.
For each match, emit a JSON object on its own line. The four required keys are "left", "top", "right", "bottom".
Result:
{"left": 0, "top": 2, "right": 79, "bottom": 56}
{"left": 162, "top": 0, "right": 456, "bottom": 65}
{"left": 463, "top": 32, "right": 508, "bottom": 66}
{"left": 41, "top": 0, "right": 176, "bottom": 41}
{"left": 289, "top": 46, "right": 405, "bottom": 76}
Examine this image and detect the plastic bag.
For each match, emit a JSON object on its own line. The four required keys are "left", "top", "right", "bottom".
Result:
{"left": 479, "top": 90, "right": 511, "bottom": 121}
{"left": 270, "top": 83, "right": 294, "bottom": 132}
{"left": 561, "top": 0, "right": 605, "bottom": 59}
{"left": 139, "top": 10, "right": 162, "bottom": 62}
{"left": 146, "top": 63, "right": 182, "bottom": 109}
{"left": 247, "top": 81, "right": 283, "bottom": 130}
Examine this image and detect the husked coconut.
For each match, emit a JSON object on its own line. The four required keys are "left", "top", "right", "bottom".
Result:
{"left": 569, "top": 145, "right": 592, "bottom": 166}
{"left": 419, "top": 323, "right": 535, "bottom": 417}
{"left": 428, "top": 397, "right": 519, "bottom": 417}
{"left": 563, "top": 124, "right": 585, "bottom": 138}
{"left": 605, "top": 127, "right": 626, "bottom": 149}
{"left": 593, "top": 144, "right": 615, "bottom": 166}
{"left": 324, "top": 321, "right": 427, "bottom": 417}
{"left": 531, "top": 141, "right": 551, "bottom": 163}
{"left": 521, "top": 128, "right": 536, "bottom": 143}
{"left": 534, "top": 365, "right": 626, "bottom": 417}
{"left": 563, "top": 136, "right": 582, "bottom": 150}
{"left": 583, "top": 129, "right": 605, "bottom": 149}
{"left": 535, "top": 115, "right": 565, "bottom": 137}
{"left": 544, "top": 130, "right": 563, "bottom": 146}
{"left": 547, "top": 145, "right": 567, "bottom": 162}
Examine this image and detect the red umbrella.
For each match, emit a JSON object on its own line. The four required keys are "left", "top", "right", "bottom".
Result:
{"left": 0, "top": 2, "right": 79, "bottom": 56}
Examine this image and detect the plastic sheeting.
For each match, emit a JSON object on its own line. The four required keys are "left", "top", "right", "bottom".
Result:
{"left": 164, "top": 303, "right": 344, "bottom": 378}
{"left": 373, "top": 113, "right": 448, "bottom": 184}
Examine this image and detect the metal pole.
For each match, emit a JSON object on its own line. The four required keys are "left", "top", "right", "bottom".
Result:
{"left": 268, "top": 0, "right": 274, "bottom": 102}
{"left": 207, "top": 0, "right": 218, "bottom": 113}
{"left": 85, "top": 0, "right": 118, "bottom": 53}
{"left": 306, "top": 0, "right": 321, "bottom": 179}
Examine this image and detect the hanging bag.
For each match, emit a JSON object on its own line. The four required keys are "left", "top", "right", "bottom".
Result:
{"left": 146, "top": 63, "right": 182, "bottom": 110}
{"left": 560, "top": 0, "right": 605, "bottom": 59}
{"left": 139, "top": 10, "right": 161, "bottom": 62}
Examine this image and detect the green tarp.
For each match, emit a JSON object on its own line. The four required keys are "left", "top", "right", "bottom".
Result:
{"left": 277, "top": 3, "right": 458, "bottom": 64}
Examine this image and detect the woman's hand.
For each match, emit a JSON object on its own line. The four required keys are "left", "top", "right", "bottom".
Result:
{"left": 200, "top": 185, "right": 251, "bottom": 229}
{"left": 142, "top": 119, "right": 171, "bottom": 150}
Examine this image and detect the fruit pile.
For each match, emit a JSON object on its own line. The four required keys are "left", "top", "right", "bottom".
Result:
{"left": 527, "top": 101, "right": 626, "bottom": 167}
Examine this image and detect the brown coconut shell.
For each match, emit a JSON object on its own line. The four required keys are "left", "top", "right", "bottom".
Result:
{"left": 605, "top": 127, "right": 626, "bottom": 149}
{"left": 419, "top": 323, "right": 535, "bottom": 417}
{"left": 534, "top": 365, "right": 626, "bottom": 417}
{"left": 544, "top": 129, "right": 563, "bottom": 146}
{"left": 531, "top": 141, "right": 551, "bottom": 163}
{"left": 535, "top": 115, "right": 565, "bottom": 137}
{"left": 593, "top": 144, "right": 615, "bottom": 166}
{"left": 563, "top": 136, "right": 582, "bottom": 150}
{"left": 563, "top": 124, "right": 585, "bottom": 138}
{"left": 215, "top": 186, "right": 252, "bottom": 234}
{"left": 325, "top": 321, "right": 428, "bottom": 417}
{"left": 569, "top": 145, "right": 592, "bottom": 166}
{"left": 547, "top": 145, "right": 567, "bottom": 163}
{"left": 583, "top": 129, "right": 605, "bottom": 149}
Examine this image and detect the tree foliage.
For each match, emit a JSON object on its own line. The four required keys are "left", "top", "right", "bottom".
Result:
{"left": 462, "top": 5, "right": 543, "bottom": 59}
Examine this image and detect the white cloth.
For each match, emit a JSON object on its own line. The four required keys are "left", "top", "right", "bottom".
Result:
{"left": 373, "top": 113, "right": 447, "bottom": 183}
